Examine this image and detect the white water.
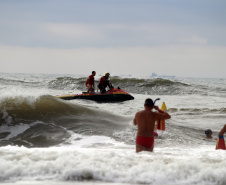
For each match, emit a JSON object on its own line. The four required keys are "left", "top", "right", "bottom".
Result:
{"left": 0, "top": 73, "right": 226, "bottom": 184}
{"left": 1, "top": 144, "right": 226, "bottom": 185}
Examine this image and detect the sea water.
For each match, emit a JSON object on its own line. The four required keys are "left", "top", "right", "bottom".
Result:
{"left": 0, "top": 72, "right": 226, "bottom": 185}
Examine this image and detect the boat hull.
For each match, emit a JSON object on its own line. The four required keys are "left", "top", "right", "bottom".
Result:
{"left": 56, "top": 88, "right": 134, "bottom": 102}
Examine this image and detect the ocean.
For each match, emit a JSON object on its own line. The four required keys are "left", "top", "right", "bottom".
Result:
{"left": 0, "top": 72, "right": 226, "bottom": 185}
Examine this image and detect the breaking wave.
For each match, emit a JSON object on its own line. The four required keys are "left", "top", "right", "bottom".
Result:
{"left": 0, "top": 95, "right": 129, "bottom": 147}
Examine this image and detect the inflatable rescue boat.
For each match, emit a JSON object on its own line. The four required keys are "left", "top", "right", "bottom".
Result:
{"left": 56, "top": 87, "right": 134, "bottom": 102}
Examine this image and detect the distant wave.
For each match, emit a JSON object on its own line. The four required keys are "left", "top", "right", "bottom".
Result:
{"left": 0, "top": 77, "right": 42, "bottom": 87}
{"left": 111, "top": 77, "right": 188, "bottom": 86}
{"left": 0, "top": 77, "right": 29, "bottom": 85}
{"left": 48, "top": 76, "right": 84, "bottom": 90}
{"left": 47, "top": 76, "right": 192, "bottom": 95}
{"left": 0, "top": 95, "right": 129, "bottom": 147}
{"left": 168, "top": 107, "right": 226, "bottom": 114}
{"left": 2, "top": 75, "right": 226, "bottom": 96}
{"left": 47, "top": 76, "right": 226, "bottom": 96}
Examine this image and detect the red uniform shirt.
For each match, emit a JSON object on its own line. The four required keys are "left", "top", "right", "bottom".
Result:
{"left": 86, "top": 75, "right": 94, "bottom": 86}
{"left": 99, "top": 76, "right": 109, "bottom": 88}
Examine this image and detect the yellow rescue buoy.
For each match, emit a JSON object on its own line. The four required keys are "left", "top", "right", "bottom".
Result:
{"left": 161, "top": 102, "right": 167, "bottom": 111}
{"left": 156, "top": 102, "right": 167, "bottom": 131}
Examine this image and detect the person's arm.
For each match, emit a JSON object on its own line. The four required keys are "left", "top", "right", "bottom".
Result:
{"left": 87, "top": 77, "right": 91, "bottom": 84}
{"left": 153, "top": 106, "right": 171, "bottom": 120}
{"left": 106, "top": 80, "right": 111, "bottom": 88}
{"left": 92, "top": 77, "right": 95, "bottom": 87}
{"left": 219, "top": 124, "right": 226, "bottom": 137}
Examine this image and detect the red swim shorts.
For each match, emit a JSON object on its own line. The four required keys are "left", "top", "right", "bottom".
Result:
{"left": 136, "top": 136, "right": 154, "bottom": 148}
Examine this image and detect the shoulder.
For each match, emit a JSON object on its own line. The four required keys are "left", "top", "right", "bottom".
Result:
{"left": 152, "top": 111, "right": 162, "bottom": 118}
{"left": 135, "top": 111, "right": 140, "bottom": 116}
{"left": 135, "top": 110, "right": 143, "bottom": 116}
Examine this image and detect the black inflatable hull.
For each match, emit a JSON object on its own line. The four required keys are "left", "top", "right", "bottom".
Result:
{"left": 56, "top": 88, "right": 134, "bottom": 103}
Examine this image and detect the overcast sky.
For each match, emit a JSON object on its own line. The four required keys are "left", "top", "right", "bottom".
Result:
{"left": 1, "top": 0, "right": 226, "bottom": 78}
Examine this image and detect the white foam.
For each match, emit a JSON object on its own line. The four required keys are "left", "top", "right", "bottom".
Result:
{"left": 0, "top": 122, "right": 41, "bottom": 140}
{"left": 64, "top": 133, "right": 128, "bottom": 149}
{"left": 1, "top": 145, "right": 226, "bottom": 184}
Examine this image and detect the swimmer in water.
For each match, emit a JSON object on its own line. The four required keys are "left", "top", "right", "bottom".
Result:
{"left": 205, "top": 129, "right": 213, "bottom": 139}
{"left": 203, "top": 129, "right": 217, "bottom": 140}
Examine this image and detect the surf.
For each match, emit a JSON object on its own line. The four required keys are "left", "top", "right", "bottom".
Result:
{"left": 0, "top": 95, "right": 130, "bottom": 147}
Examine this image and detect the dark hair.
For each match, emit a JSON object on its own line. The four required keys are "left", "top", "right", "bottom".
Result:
{"left": 92, "top": 71, "right": 96, "bottom": 74}
{"left": 144, "top": 98, "right": 154, "bottom": 107}
{"left": 205, "top": 129, "right": 212, "bottom": 135}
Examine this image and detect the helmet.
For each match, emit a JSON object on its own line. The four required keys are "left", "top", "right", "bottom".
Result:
{"left": 105, "top": 72, "right": 110, "bottom": 76}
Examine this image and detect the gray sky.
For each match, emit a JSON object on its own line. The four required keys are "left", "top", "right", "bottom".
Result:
{"left": 1, "top": 0, "right": 226, "bottom": 78}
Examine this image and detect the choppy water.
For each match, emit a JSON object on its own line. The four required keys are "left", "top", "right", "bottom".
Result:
{"left": 0, "top": 72, "right": 226, "bottom": 185}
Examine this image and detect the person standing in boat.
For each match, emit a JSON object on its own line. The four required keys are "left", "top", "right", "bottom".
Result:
{"left": 98, "top": 72, "right": 113, "bottom": 93}
{"left": 86, "top": 71, "right": 96, "bottom": 93}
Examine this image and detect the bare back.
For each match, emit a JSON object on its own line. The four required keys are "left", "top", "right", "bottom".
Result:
{"left": 134, "top": 108, "right": 171, "bottom": 137}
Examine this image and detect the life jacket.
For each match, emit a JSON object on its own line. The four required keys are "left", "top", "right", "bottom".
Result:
{"left": 86, "top": 75, "right": 94, "bottom": 86}
{"left": 99, "top": 76, "right": 109, "bottom": 88}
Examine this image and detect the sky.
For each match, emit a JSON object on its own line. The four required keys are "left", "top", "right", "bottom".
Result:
{"left": 0, "top": 0, "right": 226, "bottom": 78}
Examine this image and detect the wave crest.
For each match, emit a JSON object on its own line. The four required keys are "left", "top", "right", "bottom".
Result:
{"left": 0, "top": 95, "right": 129, "bottom": 147}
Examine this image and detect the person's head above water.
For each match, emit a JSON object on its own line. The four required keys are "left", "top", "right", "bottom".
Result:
{"left": 144, "top": 98, "right": 154, "bottom": 109}
{"left": 205, "top": 129, "right": 212, "bottom": 138}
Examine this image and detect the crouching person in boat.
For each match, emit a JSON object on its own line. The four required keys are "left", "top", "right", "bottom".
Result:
{"left": 86, "top": 71, "right": 96, "bottom": 93}
{"left": 98, "top": 72, "right": 113, "bottom": 93}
